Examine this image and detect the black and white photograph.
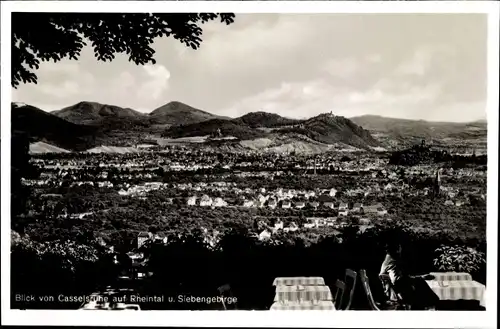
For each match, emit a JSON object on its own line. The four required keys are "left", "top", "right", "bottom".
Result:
{"left": 1, "top": 1, "right": 498, "bottom": 327}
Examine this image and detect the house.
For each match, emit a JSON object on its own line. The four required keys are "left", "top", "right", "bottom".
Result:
{"left": 213, "top": 197, "right": 227, "bottom": 207}
{"left": 339, "top": 202, "right": 348, "bottom": 211}
{"left": 359, "top": 218, "right": 371, "bottom": 225}
{"left": 282, "top": 200, "right": 291, "bottom": 209}
{"left": 364, "top": 203, "right": 384, "bottom": 215}
{"left": 352, "top": 203, "right": 363, "bottom": 212}
{"left": 377, "top": 207, "right": 388, "bottom": 216}
{"left": 444, "top": 200, "right": 454, "bottom": 206}
{"left": 324, "top": 201, "right": 335, "bottom": 209}
{"left": 329, "top": 188, "right": 338, "bottom": 197}
{"left": 274, "top": 219, "right": 284, "bottom": 230}
{"left": 127, "top": 251, "right": 145, "bottom": 263}
{"left": 338, "top": 209, "right": 349, "bottom": 216}
{"left": 200, "top": 195, "right": 213, "bottom": 207}
{"left": 187, "top": 196, "right": 197, "bottom": 206}
{"left": 305, "top": 190, "right": 316, "bottom": 199}
{"left": 267, "top": 198, "right": 278, "bottom": 209}
{"left": 137, "top": 232, "right": 151, "bottom": 249}
{"left": 243, "top": 200, "right": 255, "bottom": 208}
{"left": 384, "top": 183, "right": 394, "bottom": 191}
{"left": 258, "top": 229, "right": 272, "bottom": 241}
{"left": 455, "top": 200, "right": 464, "bottom": 207}
{"left": 325, "top": 217, "right": 337, "bottom": 226}
{"left": 295, "top": 201, "right": 306, "bottom": 209}
{"left": 284, "top": 222, "right": 299, "bottom": 232}
{"left": 257, "top": 194, "right": 268, "bottom": 205}
{"left": 304, "top": 220, "right": 316, "bottom": 229}
{"left": 310, "top": 201, "right": 320, "bottom": 209}
{"left": 153, "top": 232, "right": 169, "bottom": 244}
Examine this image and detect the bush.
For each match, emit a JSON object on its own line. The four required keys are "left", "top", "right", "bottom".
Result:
{"left": 433, "top": 245, "right": 486, "bottom": 274}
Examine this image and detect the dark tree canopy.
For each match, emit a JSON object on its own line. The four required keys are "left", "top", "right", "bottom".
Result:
{"left": 12, "top": 12, "right": 235, "bottom": 87}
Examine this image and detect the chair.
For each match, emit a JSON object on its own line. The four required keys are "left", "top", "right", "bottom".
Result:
{"left": 344, "top": 269, "right": 357, "bottom": 310}
{"left": 333, "top": 279, "right": 346, "bottom": 310}
{"left": 359, "top": 270, "right": 381, "bottom": 310}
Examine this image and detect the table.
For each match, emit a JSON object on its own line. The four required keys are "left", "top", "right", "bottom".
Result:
{"left": 274, "top": 284, "right": 333, "bottom": 303}
{"left": 273, "top": 277, "right": 325, "bottom": 286}
{"left": 429, "top": 272, "right": 473, "bottom": 281}
{"left": 270, "top": 300, "right": 335, "bottom": 311}
{"left": 426, "top": 280, "right": 485, "bottom": 307}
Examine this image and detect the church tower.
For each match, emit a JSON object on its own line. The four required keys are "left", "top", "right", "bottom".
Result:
{"left": 433, "top": 169, "right": 441, "bottom": 197}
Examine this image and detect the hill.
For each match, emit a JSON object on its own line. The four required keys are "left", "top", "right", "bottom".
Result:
{"left": 53, "top": 101, "right": 145, "bottom": 127}
{"left": 163, "top": 119, "right": 265, "bottom": 140}
{"left": 277, "top": 113, "right": 381, "bottom": 149}
{"left": 11, "top": 103, "right": 100, "bottom": 151}
{"left": 150, "top": 101, "right": 228, "bottom": 126}
{"left": 232, "top": 111, "right": 301, "bottom": 128}
{"left": 163, "top": 112, "right": 380, "bottom": 150}
{"left": 350, "top": 115, "right": 487, "bottom": 147}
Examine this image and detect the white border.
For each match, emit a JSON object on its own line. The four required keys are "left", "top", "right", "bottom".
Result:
{"left": 1, "top": 1, "right": 498, "bottom": 328}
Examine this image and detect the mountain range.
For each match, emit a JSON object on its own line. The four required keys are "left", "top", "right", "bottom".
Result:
{"left": 11, "top": 101, "right": 487, "bottom": 154}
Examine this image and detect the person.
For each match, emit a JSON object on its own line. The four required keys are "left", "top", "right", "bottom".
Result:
{"left": 379, "top": 241, "right": 439, "bottom": 310}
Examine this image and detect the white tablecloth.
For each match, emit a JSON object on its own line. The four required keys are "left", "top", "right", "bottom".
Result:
{"left": 429, "top": 272, "right": 473, "bottom": 281}
{"left": 426, "top": 280, "right": 485, "bottom": 307}
{"left": 270, "top": 300, "right": 336, "bottom": 310}
{"left": 275, "top": 284, "right": 333, "bottom": 302}
{"left": 273, "top": 277, "right": 325, "bottom": 286}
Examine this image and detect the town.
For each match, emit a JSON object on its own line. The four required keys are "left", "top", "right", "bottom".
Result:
{"left": 12, "top": 141, "right": 487, "bottom": 310}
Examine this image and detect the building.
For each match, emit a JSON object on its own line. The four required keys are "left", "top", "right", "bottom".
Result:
{"left": 267, "top": 198, "right": 278, "bottom": 209}
{"left": 339, "top": 202, "right": 348, "bottom": 211}
{"left": 324, "top": 201, "right": 335, "bottom": 209}
{"left": 187, "top": 196, "right": 197, "bottom": 206}
{"left": 433, "top": 169, "right": 441, "bottom": 197}
{"left": 377, "top": 207, "right": 388, "bottom": 216}
{"left": 282, "top": 200, "right": 291, "bottom": 209}
{"left": 364, "top": 203, "right": 384, "bottom": 215}
{"left": 258, "top": 229, "right": 272, "bottom": 241}
{"left": 137, "top": 232, "right": 150, "bottom": 249}
{"left": 352, "top": 203, "right": 363, "bottom": 212}
{"left": 295, "top": 201, "right": 306, "bottom": 209}
{"left": 213, "top": 197, "right": 227, "bottom": 207}
{"left": 444, "top": 200, "right": 454, "bottom": 206}
{"left": 243, "top": 200, "right": 255, "bottom": 208}
{"left": 284, "top": 222, "right": 299, "bottom": 232}
{"left": 200, "top": 195, "right": 213, "bottom": 207}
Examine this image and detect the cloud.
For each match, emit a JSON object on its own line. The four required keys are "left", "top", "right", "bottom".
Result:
{"left": 221, "top": 75, "right": 449, "bottom": 121}
{"left": 35, "top": 62, "right": 94, "bottom": 99}
{"left": 323, "top": 58, "right": 360, "bottom": 79}
{"left": 137, "top": 65, "right": 171, "bottom": 100}
{"left": 12, "top": 14, "right": 486, "bottom": 123}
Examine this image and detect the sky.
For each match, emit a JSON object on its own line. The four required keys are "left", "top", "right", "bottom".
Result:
{"left": 12, "top": 13, "right": 488, "bottom": 122}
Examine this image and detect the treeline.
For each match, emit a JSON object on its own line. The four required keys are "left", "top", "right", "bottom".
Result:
{"left": 389, "top": 146, "right": 487, "bottom": 167}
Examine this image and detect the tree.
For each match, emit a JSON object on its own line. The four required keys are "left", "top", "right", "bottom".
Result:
{"left": 12, "top": 12, "right": 235, "bottom": 87}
